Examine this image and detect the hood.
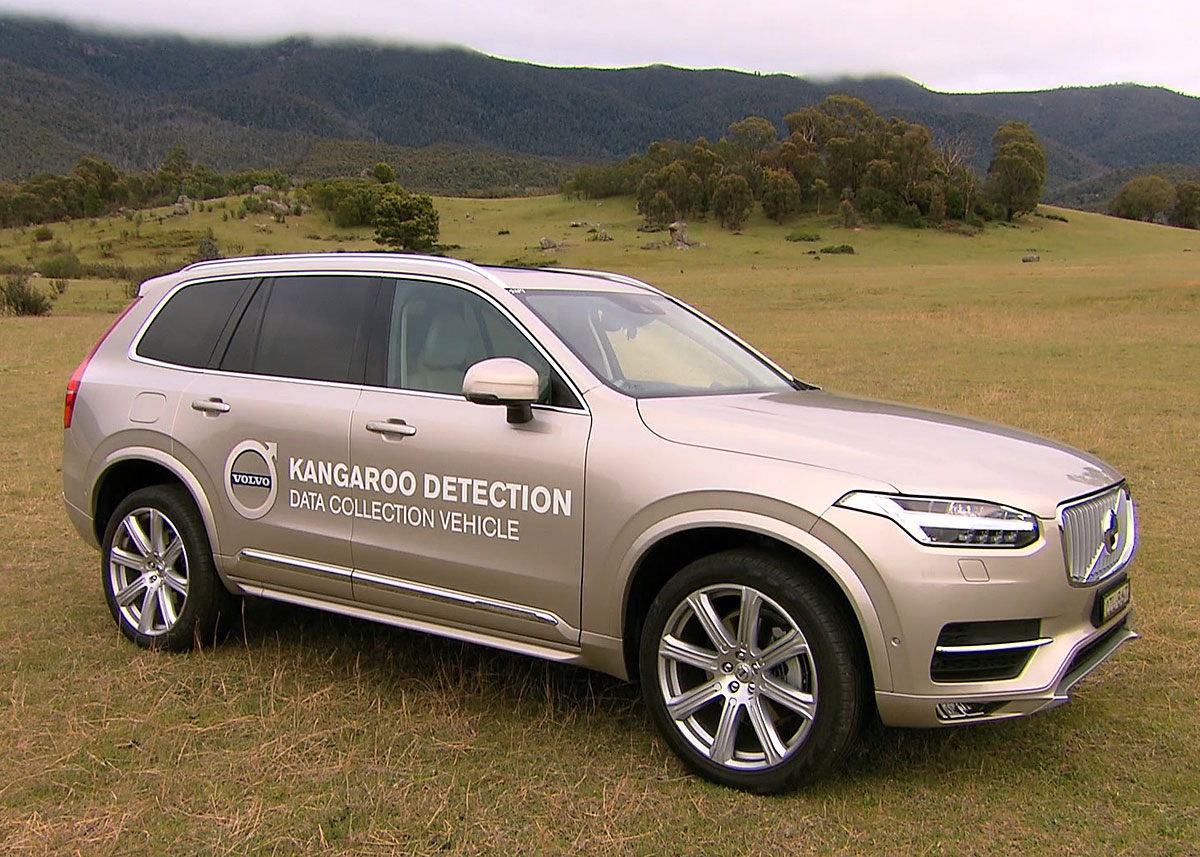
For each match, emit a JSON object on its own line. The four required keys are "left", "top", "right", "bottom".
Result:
{"left": 636, "top": 391, "right": 1121, "bottom": 518}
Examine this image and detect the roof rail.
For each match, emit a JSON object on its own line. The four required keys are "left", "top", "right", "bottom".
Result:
{"left": 552, "top": 266, "right": 665, "bottom": 296}
{"left": 180, "top": 252, "right": 489, "bottom": 278}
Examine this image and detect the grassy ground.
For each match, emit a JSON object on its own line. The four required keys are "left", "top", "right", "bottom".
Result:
{"left": 1, "top": 199, "right": 1198, "bottom": 855}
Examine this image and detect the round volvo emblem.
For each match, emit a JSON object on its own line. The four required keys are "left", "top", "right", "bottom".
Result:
{"left": 224, "top": 440, "right": 278, "bottom": 519}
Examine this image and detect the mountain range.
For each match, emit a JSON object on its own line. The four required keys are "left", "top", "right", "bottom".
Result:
{"left": 2, "top": 15, "right": 1199, "bottom": 205}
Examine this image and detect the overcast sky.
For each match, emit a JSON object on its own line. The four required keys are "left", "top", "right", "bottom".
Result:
{"left": 2, "top": 0, "right": 1197, "bottom": 97}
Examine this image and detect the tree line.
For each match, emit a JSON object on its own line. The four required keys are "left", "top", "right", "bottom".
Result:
{"left": 0, "top": 149, "right": 440, "bottom": 251}
{"left": 0, "top": 147, "right": 291, "bottom": 229}
{"left": 565, "top": 95, "right": 1047, "bottom": 230}
{"left": 1108, "top": 176, "right": 1200, "bottom": 228}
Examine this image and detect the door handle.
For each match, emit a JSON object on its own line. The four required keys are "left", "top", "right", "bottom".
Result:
{"left": 366, "top": 419, "right": 417, "bottom": 437}
{"left": 191, "top": 398, "right": 230, "bottom": 414}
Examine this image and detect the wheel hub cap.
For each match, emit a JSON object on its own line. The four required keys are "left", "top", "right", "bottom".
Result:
{"left": 657, "top": 583, "right": 818, "bottom": 771}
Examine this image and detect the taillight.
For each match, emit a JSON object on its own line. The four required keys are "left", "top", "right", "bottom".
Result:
{"left": 64, "top": 298, "right": 140, "bottom": 429}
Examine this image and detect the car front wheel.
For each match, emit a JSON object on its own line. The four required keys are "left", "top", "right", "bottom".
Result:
{"left": 640, "top": 549, "right": 866, "bottom": 792}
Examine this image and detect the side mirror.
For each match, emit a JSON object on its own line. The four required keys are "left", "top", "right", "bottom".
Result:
{"left": 462, "top": 358, "right": 540, "bottom": 424}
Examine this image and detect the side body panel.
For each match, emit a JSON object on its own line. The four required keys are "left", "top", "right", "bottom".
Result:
{"left": 172, "top": 372, "right": 360, "bottom": 599}
{"left": 349, "top": 390, "right": 589, "bottom": 645}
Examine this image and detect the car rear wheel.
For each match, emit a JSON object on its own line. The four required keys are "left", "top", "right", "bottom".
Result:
{"left": 640, "top": 548, "right": 866, "bottom": 792}
{"left": 101, "top": 484, "right": 235, "bottom": 650}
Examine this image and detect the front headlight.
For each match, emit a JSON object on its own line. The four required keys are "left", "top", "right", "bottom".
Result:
{"left": 835, "top": 492, "right": 1039, "bottom": 548}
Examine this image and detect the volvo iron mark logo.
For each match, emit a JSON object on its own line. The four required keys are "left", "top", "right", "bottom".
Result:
{"left": 1102, "top": 507, "right": 1121, "bottom": 554}
{"left": 224, "top": 440, "right": 278, "bottom": 519}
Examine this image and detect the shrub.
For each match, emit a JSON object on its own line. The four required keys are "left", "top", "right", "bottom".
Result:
{"left": 38, "top": 253, "right": 84, "bottom": 279}
{"left": 2, "top": 274, "right": 52, "bottom": 316}
{"left": 191, "top": 235, "right": 221, "bottom": 263}
{"left": 32, "top": 226, "right": 54, "bottom": 242}
{"left": 839, "top": 199, "right": 858, "bottom": 228}
{"left": 373, "top": 191, "right": 440, "bottom": 252}
{"left": 51, "top": 279, "right": 68, "bottom": 295}
{"left": 898, "top": 204, "right": 925, "bottom": 229}
{"left": 819, "top": 244, "right": 856, "bottom": 255}
{"left": 785, "top": 230, "right": 821, "bottom": 242}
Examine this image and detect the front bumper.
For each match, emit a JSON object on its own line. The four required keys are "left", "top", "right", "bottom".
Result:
{"left": 816, "top": 501, "right": 1137, "bottom": 728}
{"left": 875, "top": 614, "right": 1137, "bottom": 728}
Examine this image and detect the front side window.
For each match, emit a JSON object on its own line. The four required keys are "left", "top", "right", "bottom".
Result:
{"left": 383, "top": 280, "right": 579, "bottom": 408}
{"left": 220, "top": 275, "right": 378, "bottom": 384}
{"left": 519, "top": 290, "right": 795, "bottom": 398}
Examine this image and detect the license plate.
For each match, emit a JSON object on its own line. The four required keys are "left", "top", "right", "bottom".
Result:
{"left": 1095, "top": 578, "right": 1131, "bottom": 626}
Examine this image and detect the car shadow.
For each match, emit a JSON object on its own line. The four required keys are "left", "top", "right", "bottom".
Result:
{"left": 227, "top": 596, "right": 1076, "bottom": 788}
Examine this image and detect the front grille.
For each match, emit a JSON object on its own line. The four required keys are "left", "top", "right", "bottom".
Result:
{"left": 1059, "top": 485, "right": 1137, "bottom": 584}
{"left": 931, "top": 619, "right": 1047, "bottom": 683}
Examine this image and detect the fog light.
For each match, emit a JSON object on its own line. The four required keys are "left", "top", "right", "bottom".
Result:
{"left": 936, "top": 701, "right": 991, "bottom": 721}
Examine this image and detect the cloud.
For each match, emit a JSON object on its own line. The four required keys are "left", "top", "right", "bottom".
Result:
{"left": 1, "top": 0, "right": 1196, "bottom": 96}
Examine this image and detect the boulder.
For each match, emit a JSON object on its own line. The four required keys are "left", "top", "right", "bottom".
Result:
{"left": 252, "top": 184, "right": 273, "bottom": 195}
{"left": 669, "top": 221, "right": 693, "bottom": 248}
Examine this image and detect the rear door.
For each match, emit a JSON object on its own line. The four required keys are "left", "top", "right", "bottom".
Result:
{"left": 170, "top": 273, "right": 380, "bottom": 600}
{"left": 349, "top": 278, "right": 590, "bottom": 646}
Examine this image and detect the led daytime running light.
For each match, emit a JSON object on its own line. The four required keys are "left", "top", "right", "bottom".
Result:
{"left": 836, "top": 492, "right": 1039, "bottom": 548}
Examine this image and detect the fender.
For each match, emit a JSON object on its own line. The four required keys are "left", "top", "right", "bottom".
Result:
{"left": 94, "top": 445, "right": 224, "bottom": 561}
{"left": 617, "top": 509, "right": 896, "bottom": 692}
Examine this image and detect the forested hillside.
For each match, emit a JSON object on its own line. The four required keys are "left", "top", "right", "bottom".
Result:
{"left": 2, "top": 15, "right": 1198, "bottom": 201}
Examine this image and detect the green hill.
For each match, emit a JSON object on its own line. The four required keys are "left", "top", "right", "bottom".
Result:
{"left": 1, "top": 15, "right": 1199, "bottom": 200}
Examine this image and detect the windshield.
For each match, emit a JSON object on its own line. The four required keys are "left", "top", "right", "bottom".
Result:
{"left": 517, "top": 290, "right": 796, "bottom": 398}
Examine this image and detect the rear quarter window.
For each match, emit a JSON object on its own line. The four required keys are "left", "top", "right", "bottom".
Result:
{"left": 135, "top": 278, "right": 253, "bottom": 367}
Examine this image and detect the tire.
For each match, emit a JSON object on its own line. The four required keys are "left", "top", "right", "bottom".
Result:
{"left": 101, "top": 484, "right": 236, "bottom": 651}
{"left": 639, "top": 548, "right": 866, "bottom": 793}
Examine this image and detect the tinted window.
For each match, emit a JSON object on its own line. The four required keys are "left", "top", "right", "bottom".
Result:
{"left": 385, "top": 280, "right": 579, "bottom": 408}
{"left": 136, "top": 278, "right": 251, "bottom": 367}
{"left": 220, "top": 275, "right": 377, "bottom": 384}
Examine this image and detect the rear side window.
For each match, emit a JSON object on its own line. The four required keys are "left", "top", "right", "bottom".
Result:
{"left": 220, "top": 275, "right": 378, "bottom": 384}
{"left": 136, "top": 278, "right": 252, "bottom": 367}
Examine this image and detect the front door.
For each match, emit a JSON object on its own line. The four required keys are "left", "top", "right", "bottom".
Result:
{"left": 349, "top": 278, "right": 589, "bottom": 645}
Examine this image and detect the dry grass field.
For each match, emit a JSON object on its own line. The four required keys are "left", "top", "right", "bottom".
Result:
{"left": 1, "top": 197, "right": 1197, "bottom": 855}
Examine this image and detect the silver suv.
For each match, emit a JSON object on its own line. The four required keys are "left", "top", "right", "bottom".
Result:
{"left": 62, "top": 253, "right": 1137, "bottom": 792}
